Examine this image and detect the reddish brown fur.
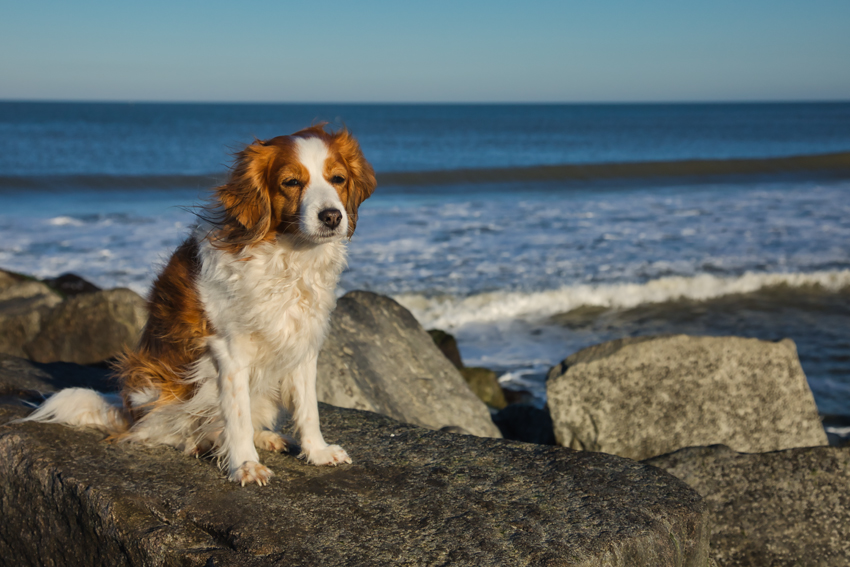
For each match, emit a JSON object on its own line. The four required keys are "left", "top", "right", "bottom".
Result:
{"left": 114, "top": 125, "right": 376, "bottom": 415}
{"left": 115, "top": 238, "right": 211, "bottom": 417}
{"left": 211, "top": 125, "right": 377, "bottom": 253}
{"left": 290, "top": 125, "right": 377, "bottom": 236}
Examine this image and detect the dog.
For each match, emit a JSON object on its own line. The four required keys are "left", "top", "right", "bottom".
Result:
{"left": 22, "top": 125, "right": 376, "bottom": 486}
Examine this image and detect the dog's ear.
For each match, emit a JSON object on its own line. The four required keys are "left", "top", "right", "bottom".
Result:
{"left": 334, "top": 129, "right": 376, "bottom": 237}
{"left": 212, "top": 142, "right": 276, "bottom": 248}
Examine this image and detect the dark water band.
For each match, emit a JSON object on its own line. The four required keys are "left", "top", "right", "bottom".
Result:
{"left": 2, "top": 151, "right": 850, "bottom": 192}
{"left": 379, "top": 151, "right": 850, "bottom": 186}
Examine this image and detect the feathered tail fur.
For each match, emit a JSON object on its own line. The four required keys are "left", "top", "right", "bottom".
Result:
{"left": 20, "top": 388, "right": 130, "bottom": 435}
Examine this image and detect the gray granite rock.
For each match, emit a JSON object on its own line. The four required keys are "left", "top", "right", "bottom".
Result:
{"left": 646, "top": 444, "right": 850, "bottom": 567}
{"left": 318, "top": 291, "right": 501, "bottom": 438}
{"left": 0, "top": 269, "right": 146, "bottom": 366}
{"left": 0, "top": 272, "right": 63, "bottom": 358}
{"left": 547, "top": 335, "right": 827, "bottom": 460}
{"left": 1, "top": 388, "right": 710, "bottom": 566}
{"left": 0, "top": 271, "right": 59, "bottom": 303}
{"left": 24, "top": 288, "right": 147, "bottom": 365}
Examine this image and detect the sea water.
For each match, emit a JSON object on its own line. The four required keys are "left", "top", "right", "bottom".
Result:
{"left": 1, "top": 102, "right": 848, "bottom": 424}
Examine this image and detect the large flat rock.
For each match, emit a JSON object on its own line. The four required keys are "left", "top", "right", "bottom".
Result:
{"left": 647, "top": 445, "right": 850, "bottom": 566}
{"left": 1, "top": 399, "right": 710, "bottom": 566}
{"left": 318, "top": 291, "right": 501, "bottom": 438}
{"left": 547, "top": 335, "right": 827, "bottom": 460}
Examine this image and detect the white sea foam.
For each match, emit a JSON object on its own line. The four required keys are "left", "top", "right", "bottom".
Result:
{"left": 394, "top": 269, "right": 850, "bottom": 329}
{"left": 826, "top": 425, "right": 850, "bottom": 437}
{"left": 47, "top": 216, "right": 85, "bottom": 227}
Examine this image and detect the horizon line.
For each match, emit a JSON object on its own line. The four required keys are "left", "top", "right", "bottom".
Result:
{"left": 2, "top": 98, "right": 850, "bottom": 106}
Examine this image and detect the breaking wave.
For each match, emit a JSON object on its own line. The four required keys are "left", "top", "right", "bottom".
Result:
{"left": 394, "top": 269, "right": 850, "bottom": 329}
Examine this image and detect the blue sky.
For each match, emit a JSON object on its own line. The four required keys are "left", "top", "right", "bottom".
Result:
{"left": 1, "top": 0, "right": 848, "bottom": 103}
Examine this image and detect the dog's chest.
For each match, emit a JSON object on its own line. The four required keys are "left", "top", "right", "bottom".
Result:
{"left": 199, "top": 238, "right": 345, "bottom": 353}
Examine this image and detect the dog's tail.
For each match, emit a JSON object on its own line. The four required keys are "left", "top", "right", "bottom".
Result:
{"left": 18, "top": 388, "right": 131, "bottom": 435}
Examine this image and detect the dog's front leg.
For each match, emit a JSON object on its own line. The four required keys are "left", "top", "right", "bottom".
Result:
{"left": 209, "top": 336, "right": 274, "bottom": 485}
{"left": 290, "top": 354, "right": 351, "bottom": 466}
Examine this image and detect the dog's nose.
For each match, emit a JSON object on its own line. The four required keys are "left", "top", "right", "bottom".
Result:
{"left": 318, "top": 208, "right": 342, "bottom": 229}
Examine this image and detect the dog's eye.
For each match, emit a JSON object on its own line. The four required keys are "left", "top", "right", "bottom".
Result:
{"left": 331, "top": 175, "right": 346, "bottom": 185}
{"left": 282, "top": 178, "right": 301, "bottom": 187}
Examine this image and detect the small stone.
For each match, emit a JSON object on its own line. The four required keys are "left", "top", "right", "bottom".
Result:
{"left": 459, "top": 366, "right": 507, "bottom": 409}
{"left": 427, "top": 328, "right": 464, "bottom": 369}
{"left": 42, "top": 273, "right": 102, "bottom": 297}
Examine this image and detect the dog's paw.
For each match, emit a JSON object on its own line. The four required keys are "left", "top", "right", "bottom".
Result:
{"left": 254, "top": 430, "right": 295, "bottom": 453}
{"left": 230, "top": 461, "right": 274, "bottom": 486}
{"left": 301, "top": 444, "right": 352, "bottom": 466}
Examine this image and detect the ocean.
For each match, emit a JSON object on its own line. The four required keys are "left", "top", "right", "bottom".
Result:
{"left": 1, "top": 101, "right": 848, "bottom": 433}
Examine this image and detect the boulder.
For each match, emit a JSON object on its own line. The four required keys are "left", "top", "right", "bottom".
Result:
{"left": 427, "top": 328, "right": 508, "bottom": 410}
{"left": 0, "top": 359, "right": 711, "bottom": 566}
{"left": 317, "top": 291, "right": 501, "bottom": 438}
{"left": 427, "top": 328, "right": 464, "bottom": 369}
{"left": 42, "top": 272, "right": 102, "bottom": 297}
{"left": 546, "top": 335, "right": 828, "bottom": 460}
{"left": 0, "top": 271, "right": 63, "bottom": 358}
{"left": 24, "top": 288, "right": 147, "bottom": 365}
{"left": 0, "top": 270, "right": 57, "bottom": 302}
{"left": 459, "top": 366, "right": 507, "bottom": 409}
{"left": 646, "top": 444, "right": 850, "bottom": 566}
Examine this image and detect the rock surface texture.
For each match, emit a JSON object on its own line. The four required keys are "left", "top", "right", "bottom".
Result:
{"left": 24, "top": 288, "right": 148, "bottom": 365}
{"left": 317, "top": 291, "right": 501, "bottom": 438}
{"left": 0, "top": 392, "right": 710, "bottom": 566}
{"left": 0, "top": 272, "right": 63, "bottom": 359}
{"left": 647, "top": 444, "right": 850, "bottom": 567}
{"left": 547, "top": 335, "right": 828, "bottom": 460}
{"left": 0, "top": 269, "right": 147, "bottom": 365}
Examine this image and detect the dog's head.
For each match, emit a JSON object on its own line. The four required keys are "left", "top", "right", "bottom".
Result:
{"left": 211, "top": 124, "right": 376, "bottom": 249}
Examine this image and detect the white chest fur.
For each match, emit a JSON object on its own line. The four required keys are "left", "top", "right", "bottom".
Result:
{"left": 197, "top": 233, "right": 347, "bottom": 376}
